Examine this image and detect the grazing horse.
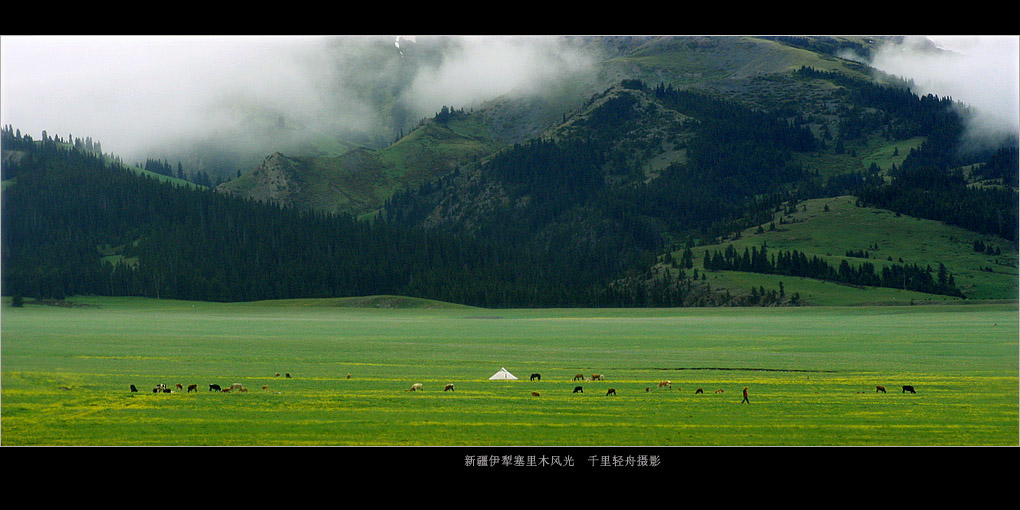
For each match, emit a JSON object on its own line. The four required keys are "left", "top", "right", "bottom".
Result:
{"left": 530, "top": 373, "right": 541, "bottom": 381}
{"left": 573, "top": 386, "right": 583, "bottom": 393}
{"left": 209, "top": 384, "right": 221, "bottom": 392}
{"left": 695, "top": 388, "right": 703, "bottom": 394}
{"left": 573, "top": 374, "right": 585, "bottom": 381}
{"left": 902, "top": 385, "right": 916, "bottom": 394}
{"left": 606, "top": 388, "right": 616, "bottom": 396}
{"left": 658, "top": 380, "right": 671, "bottom": 389}
{"left": 130, "top": 385, "right": 138, "bottom": 393}
{"left": 876, "top": 385, "right": 886, "bottom": 393}
{"left": 444, "top": 384, "right": 455, "bottom": 392}
{"left": 187, "top": 384, "right": 197, "bottom": 393}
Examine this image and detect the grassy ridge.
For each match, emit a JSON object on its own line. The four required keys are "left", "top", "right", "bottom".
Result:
{"left": 673, "top": 195, "right": 1018, "bottom": 304}
{"left": 2, "top": 297, "right": 1016, "bottom": 446}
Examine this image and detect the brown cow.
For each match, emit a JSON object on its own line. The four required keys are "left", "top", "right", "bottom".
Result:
{"left": 591, "top": 374, "right": 604, "bottom": 381}
{"left": 175, "top": 383, "right": 183, "bottom": 391}
{"left": 606, "top": 388, "right": 616, "bottom": 396}
{"left": 695, "top": 388, "right": 703, "bottom": 394}
{"left": 876, "top": 385, "right": 886, "bottom": 393}
{"left": 444, "top": 384, "right": 455, "bottom": 392}
{"left": 573, "top": 374, "right": 585, "bottom": 381}
{"left": 187, "top": 384, "right": 197, "bottom": 393}
{"left": 658, "top": 380, "right": 671, "bottom": 389}
{"left": 531, "top": 391, "right": 540, "bottom": 397}
{"left": 346, "top": 373, "right": 351, "bottom": 379}
{"left": 715, "top": 389, "right": 724, "bottom": 394}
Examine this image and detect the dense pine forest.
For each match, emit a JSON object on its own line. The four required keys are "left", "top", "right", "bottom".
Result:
{"left": 0, "top": 126, "right": 630, "bottom": 307}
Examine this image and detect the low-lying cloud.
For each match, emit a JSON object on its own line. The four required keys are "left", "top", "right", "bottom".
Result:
{"left": 1, "top": 35, "right": 597, "bottom": 171}
{"left": 868, "top": 36, "right": 1019, "bottom": 152}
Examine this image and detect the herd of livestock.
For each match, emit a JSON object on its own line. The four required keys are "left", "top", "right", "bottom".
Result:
{"left": 130, "top": 372, "right": 917, "bottom": 398}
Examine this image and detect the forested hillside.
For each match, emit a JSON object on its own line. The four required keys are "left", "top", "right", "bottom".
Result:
{"left": 0, "top": 126, "right": 671, "bottom": 307}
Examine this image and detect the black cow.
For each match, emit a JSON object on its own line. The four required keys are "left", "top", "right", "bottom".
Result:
{"left": 606, "top": 388, "right": 616, "bottom": 396}
{"left": 130, "top": 385, "right": 138, "bottom": 393}
{"left": 530, "top": 373, "right": 541, "bottom": 381}
{"left": 209, "top": 384, "right": 221, "bottom": 392}
{"left": 902, "top": 385, "right": 916, "bottom": 394}
{"left": 573, "top": 386, "right": 583, "bottom": 393}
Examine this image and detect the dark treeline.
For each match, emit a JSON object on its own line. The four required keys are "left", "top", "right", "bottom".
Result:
{"left": 856, "top": 165, "right": 1018, "bottom": 242}
{"left": 971, "top": 146, "right": 1019, "bottom": 188}
{"left": 142, "top": 157, "right": 218, "bottom": 187}
{"left": 702, "top": 243, "right": 965, "bottom": 297}
{"left": 0, "top": 126, "right": 630, "bottom": 307}
{"left": 796, "top": 66, "right": 962, "bottom": 145}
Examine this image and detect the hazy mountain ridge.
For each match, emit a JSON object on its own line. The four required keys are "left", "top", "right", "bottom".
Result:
{"left": 219, "top": 36, "right": 895, "bottom": 216}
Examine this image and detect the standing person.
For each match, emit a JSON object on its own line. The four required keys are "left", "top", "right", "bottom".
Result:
{"left": 741, "top": 386, "right": 750, "bottom": 404}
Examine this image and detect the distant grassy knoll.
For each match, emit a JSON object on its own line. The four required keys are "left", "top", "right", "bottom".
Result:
{"left": 2, "top": 296, "right": 1015, "bottom": 446}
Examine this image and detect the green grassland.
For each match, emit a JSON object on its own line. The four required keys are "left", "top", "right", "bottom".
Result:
{"left": 2, "top": 296, "right": 1016, "bottom": 446}
{"left": 671, "top": 195, "right": 1018, "bottom": 305}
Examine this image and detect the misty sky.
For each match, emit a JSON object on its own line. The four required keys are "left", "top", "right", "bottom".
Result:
{"left": 2, "top": 35, "right": 1017, "bottom": 164}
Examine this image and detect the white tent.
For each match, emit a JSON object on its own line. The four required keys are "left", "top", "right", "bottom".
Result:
{"left": 488, "top": 367, "right": 518, "bottom": 380}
